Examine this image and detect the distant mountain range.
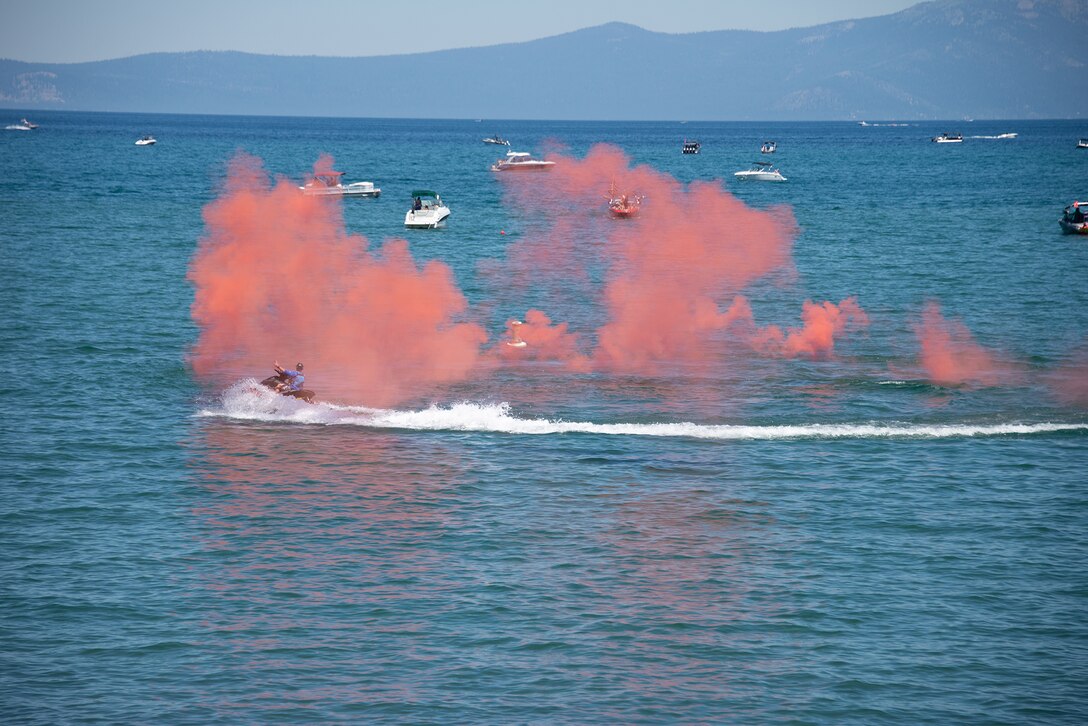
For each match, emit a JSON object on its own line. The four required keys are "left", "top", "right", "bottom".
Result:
{"left": 2, "top": 0, "right": 1085, "bottom": 120}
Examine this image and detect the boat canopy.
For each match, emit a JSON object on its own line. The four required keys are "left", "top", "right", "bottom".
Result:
{"left": 411, "top": 189, "right": 439, "bottom": 198}
{"left": 310, "top": 171, "right": 344, "bottom": 183}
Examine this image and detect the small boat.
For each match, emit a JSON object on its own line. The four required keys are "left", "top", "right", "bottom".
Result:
{"left": 682, "top": 140, "right": 701, "bottom": 154}
{"left": 490, "top": 151, "right": 556, "bottom": 172}
{"left": 1078, "top": 139, "right": 1088, "bottom": 149}
{"left": 734, "top": 161, "right": 787, "bottom": 182}
{"left": 932, "top": 132, "right": 963, "bottom": 143}
{"left": 1059, "top": 201, "right": 1088, "bottom": 235}
{"left": 761, "top": 140, "right": 777, "bottom": 154}
{"left": 506, "top": 320, "right": 527, "bottom": 348}
{"left": 483, "top": 135, "right": 510, "bottom": 146}
{"left": 405, "top": 190, "right": 451, "bottom": 228}
{"left": 300, "top": 171, "right": 380, "bottom": 197}
{"left": 606, "top": 180, "right": 643, "bottom": 219}
{"left": 135, "top": 136, "right": 156, "bottom": 146}
{"left": 19, "top": 118, "right": 38, "bottom": 129}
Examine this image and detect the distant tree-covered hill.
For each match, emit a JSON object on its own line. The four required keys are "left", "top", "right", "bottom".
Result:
{"left": 2, "top": 0, "right": 1085, "bottom": 120}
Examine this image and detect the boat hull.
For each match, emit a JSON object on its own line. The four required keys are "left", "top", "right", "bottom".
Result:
{"left": 609, "top": 205, "right": 640, "bottom": 218}
{"left": 734, "top": 171, "right": 786, "bottom": 182}
{"left": 491, "top": 161, "right": 555, "bottom": 171}
{"left": 302, "top": 183, "right": 380, "bottom": 197}
{"left": 1059, "top": 219, "right": 1088, "bottom": 235}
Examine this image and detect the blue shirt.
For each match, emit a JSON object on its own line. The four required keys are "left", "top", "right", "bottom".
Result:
{"left": 282, "top": 370, "right": 304, "bottom": 390}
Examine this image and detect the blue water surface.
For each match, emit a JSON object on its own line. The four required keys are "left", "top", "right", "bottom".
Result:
{"left": 1, "top": 111, "right": 1086, "bottom": 724}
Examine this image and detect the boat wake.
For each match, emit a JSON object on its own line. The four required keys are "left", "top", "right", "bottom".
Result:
{"left": 198, "top": 381, "right": 1087, "bottom": 441}
{"left": 970, "top": 133, "right": 1018, "bottom": 139}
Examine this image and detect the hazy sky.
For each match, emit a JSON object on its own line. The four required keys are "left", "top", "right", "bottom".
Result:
{"left": 1, "top": 0, "right": 922, "bottom": 63}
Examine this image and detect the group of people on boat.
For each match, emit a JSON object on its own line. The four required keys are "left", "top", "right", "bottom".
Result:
{"left": 1061, "top": 201, "right": 1087, "bottom": 234}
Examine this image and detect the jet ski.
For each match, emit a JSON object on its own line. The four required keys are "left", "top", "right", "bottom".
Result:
{"left": 260, "top": 370, "right": 316, "bottom": 403}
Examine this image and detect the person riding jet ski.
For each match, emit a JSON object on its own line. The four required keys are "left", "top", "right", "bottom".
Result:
{"left": 260, "top": 361, "right": 315, "bottom": 403}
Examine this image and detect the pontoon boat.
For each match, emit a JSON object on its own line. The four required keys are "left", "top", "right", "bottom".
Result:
{"left": 300, "top": 171, "right": 381, "bottom": 197}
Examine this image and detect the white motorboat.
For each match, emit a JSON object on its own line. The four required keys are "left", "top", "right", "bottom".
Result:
{"left": 932, "top": 132, "right": 963, "bottom": 143}
{"left": 300, "top": 171, "right": 380, "bottom": 197}
{"left": 1078, "top": 139, "right": 1088, "bottom": 149}
{"left": 490, "top": 151, "right": 556, "bottom": 172}
{"left": 135, "top": 136, "right": 156, "bottom": 145}
{"left": 405, "top": 190, "right": 450, "bottom": 228}
{"left": 761, "top": 140, "right": 777, "bottom": 153}
{"left": 483, "top": 135, "right": 510, "bottom": 146}
{"left": 734, "top": 161, "right": 787, "bottom": 182}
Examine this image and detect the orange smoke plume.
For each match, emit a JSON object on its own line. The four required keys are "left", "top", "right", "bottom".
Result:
{"left": 1045, "top": 343, "right": 1088, "bottom": 408}
{"left": 912, "top": 301, "right": 1019, "bottom": 387}
{"left": 496, "top": 144, "right": 804, "bottom": 374}
{"left": 494, "top": 309, "right": 590, "bottom": 369}
{"left": 755, "top": 297, "right": 870, "bottom": 359}
{"left": 188, "top": 153, "right": 485, "bottom": 406}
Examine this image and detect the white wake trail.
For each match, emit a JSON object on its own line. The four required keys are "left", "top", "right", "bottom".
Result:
{"left": 198, "top": 381, "right": 1088, "bottom": 441}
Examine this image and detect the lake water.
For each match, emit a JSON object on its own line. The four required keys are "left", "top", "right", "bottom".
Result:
{"left": 2, "top": 111, "right": 1087, "bottom": 723}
